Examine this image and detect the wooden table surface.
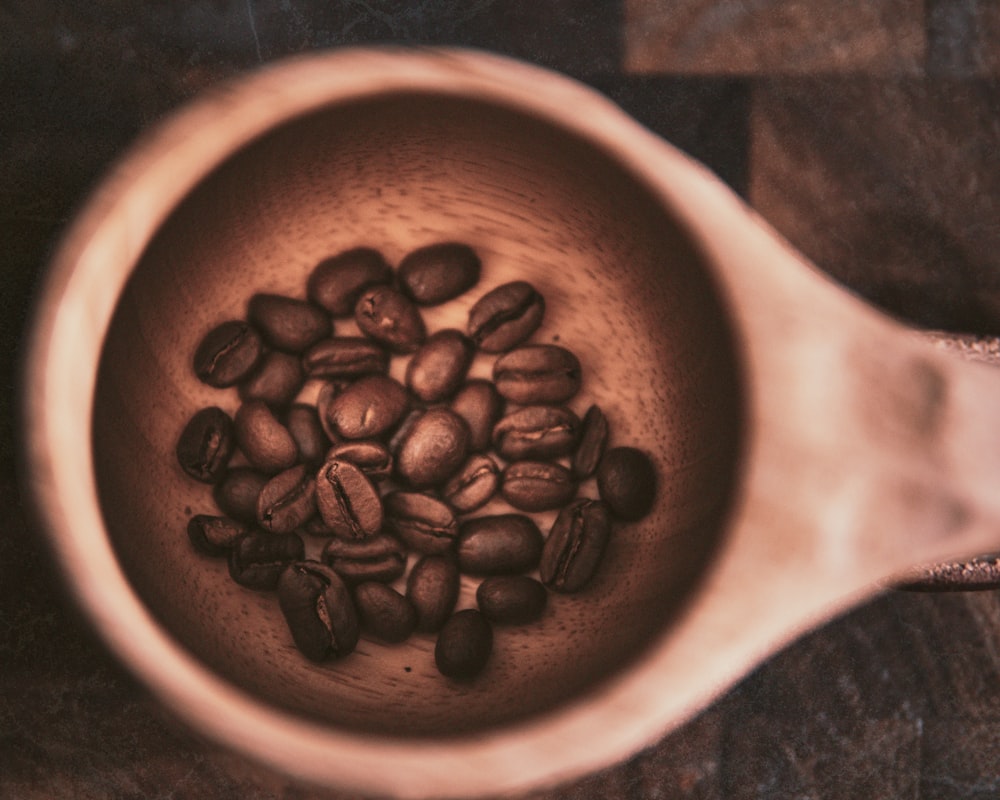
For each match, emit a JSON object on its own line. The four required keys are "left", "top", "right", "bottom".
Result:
{"left": 5, "top": 2, "right": 1000, "bottom": 797}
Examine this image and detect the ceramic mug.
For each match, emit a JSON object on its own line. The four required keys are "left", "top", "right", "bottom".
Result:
{"left": 23, "top": 48, "right": 1000, "bottom": 798}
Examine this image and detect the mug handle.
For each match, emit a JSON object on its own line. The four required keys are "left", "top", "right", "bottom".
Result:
{"left": 620, "top": 129, "right": 1000, "bottom": 734}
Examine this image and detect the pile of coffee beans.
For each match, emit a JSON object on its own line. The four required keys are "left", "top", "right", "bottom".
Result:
{"left": 176, "top": 242, "right": 657, "bottom": 681}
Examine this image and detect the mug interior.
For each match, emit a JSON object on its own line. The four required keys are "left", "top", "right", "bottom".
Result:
{"left": 92, "top": 90, "right": 744, "bottom": 736}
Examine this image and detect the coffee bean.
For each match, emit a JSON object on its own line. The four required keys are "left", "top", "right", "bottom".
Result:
{"left": 277, "top": 561, "right": 358, "bottom": 661}
{"left": 492, "top": 405, "right": 580, "bottom": 461}
{"left": 326, "top": 440, "right": 393, "bottom": 482}
{"left": 302, "top": 337, "right": 389, "bottom": 380}
{"left": 323, "top": 533, "right": 407, "bottom": 584}
{"left": 467, "top": 281, "right": 545, "bottom": 353}
{"left": 213, "top": 467, "right": 268, "bottom": 523}
{"left": 441, "top": 455, "right": 499, "bottom": 513}
{"left": 406, "top": 555, "right": 459, "bottom": 633}
{"left": 476, "top": 576, "right": 547, "bottom": 624}
{"left": 456, "top": 514, "right": 544, "bottom": 575}
{"left": 307, "top": 247, "right": 393, "bottom": 317}
{"left": 493, "top": 345, "right": 581, "bottom": 404}
{"left": 405, "top": 329, "right": 475, "bottom": 403}
{"left": 500, "top": 461, "right": 576, "bottom": 512}
{"left": 193, "top": 320, "right": 263, "bottom": 387}
{"left": 247, "top": 293, "right": 331, "bottom": 352}
{"left": 284, "top": 404, "right": 330, "bottom": 467}
{"left": 450, "top": 379, "right": 504, "bottom": 453}
{"left": 322, "top": 374, "right": 409, "bottom": 440}
{"left": 394, "top": 407, "right": 469, "bottom": 488}
{"left": 314, "top": 380, "right": 349, "bottom": 443}
{"left": 234, "top": 399, "right": 299, "bottom": 474}
{"left": 187, "top": 514, "right": 247, "bottom": 557}
{"left": 315, "top": 459, "right": 383, "bottom": 539}
{"left": 256, "top": 464, "right": 317, "bottom": 535}
{"left": 571, "top": 404, "right": 608, "bottom": 479}
{"left": 355, "top": 285, "right": 426, "bottom": 353}
{"left": 228, "top": 529, "right": 304, "bottom": 591}
{"left": 387, "top": 407, "right": 426, "bottom": 456}
{"left": 179, "top": 236, "right": 652, "bottom": 682}
{"left": 435, "top": 609, "right": 492, "bottom": 680}
{"left": 540, "top": 499, "right": 612, "bottom": 593}
{"left": 383, "top": 491, "right": 459, "bottom": 554}
{"left": 176, "top": 406, "right": 235, "bottom": 483}
{"left": 238, "top": 350, "right": 304, "bottom": 408}
{"left": 597, "top": 447, "right": 656, "bottom": 521}
{"left": 354, "top": 582, "right": 418, "bottom": 643}
{"left": 398, "top": 242, "right": 481, "bottom": 306}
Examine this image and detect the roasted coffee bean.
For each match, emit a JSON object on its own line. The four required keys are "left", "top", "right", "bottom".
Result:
{"left": 187, "top": 514, "right": 247, "bottom": 557}
{"left": 406, "top": 555, "right": 459, "bottom": 633}
{"left": 571, "top": 404, "right": 608, "bottom": 479}
{"left": 285, "top": 404, "right": 330, "bottom": 467}
{"left": 176, "top": 406, "right": 235, "bottom": 483}
{"left": 398, "top": 242, "right": 481, "bottom": 306}
{"left": 467, "top": 281, "right": 545, "bottom": 353}
{"left": 597, "top": 447, "right": 657, "bottom": 521}
{"left": 540, "top": 499, "right": 612, "bottom": 593}
{"left": 441, "top": 455, "right": 499, "bottom": 513}
{"left": 457, "top": 514, "right": 544, "bottom": 575}
{"left": 493, "top": 344, "right": 581, "bottom": 404}
{"left": 354, "top": 582, "right": 418, "bottom": 643}
{"left": 315, "top": 458, "right": 383, "bottom": 539}
{"left": 322, "top": 374, "right": 409, "bottom": 440}
{"left": 307, "top": 247, "right": 393, "bottom": 317}
{"left": 476, "top": 575, "right": 548, "bottom": 624}
{"left": 405, "top": 329, "right": 475, "bottom": 403}
{"left": 234, "top": 399, "right": 299, "bottom": 474}
{"left": 492, "top": 405, "right": 580, "bottom": 461}
{"left": 355, "top": 285, "right": 426, "bottom": 353}
{"left": 256, "top": 464, "right": 317, "bottom": 535}
{"left": 387, "top": 407, "right": 425, "bottom": 456}
{"left": 213, "top": 467, "right": 268, "bottom": 523}
{"left": 500, "top": 461, "right": 576, "bottom": 512}
{"left": 238, "top": 350, "right": 304, "bottom": 408}
{"left": 394, "top": 407, "right": 469, "bottom": 489}
{"left": 383, "top": 492, "right": 458, "bottom": 554}
{"left": 314, "top": 380, "right": 348, "bottom": 443}
{"left": 302, "top": 337, "right": 389, "bottom": 379}
{"left": 323, "top": 533, "right": 407, "bottom": 584}
{"left": 247, "top": 293, "right": 331, "bottom": 352}
{"left": 326, "top": 440, "right": 393, "bottom": 482}
{"left": 228, "top": 529, "right": 304, "bottom": 591}
{"left": 435, "top": 609, "right": 492, "bottom": 680}
{"left": 450, "top": 379, "right": 504, "bottom": 453}
{"left": 193, "top": 320, "right": 263, "bottom": 387}
{"left": 277, "top": 561, "right": 358, "bottom": 661}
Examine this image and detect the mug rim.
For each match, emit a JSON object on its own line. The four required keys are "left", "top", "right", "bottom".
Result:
{"left": 21, "top": 46, "right": 737, "bottom": 798}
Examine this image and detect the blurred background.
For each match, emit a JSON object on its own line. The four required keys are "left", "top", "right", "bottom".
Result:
{"left": 5, "top": 2, "right": 1000, "bottom": 797}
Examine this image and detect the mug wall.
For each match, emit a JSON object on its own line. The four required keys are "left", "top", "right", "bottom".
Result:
{"left": 92, "top": 93, "right": 744, "bottom": 735}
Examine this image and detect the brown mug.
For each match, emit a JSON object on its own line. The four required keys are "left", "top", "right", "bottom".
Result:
{"left": 22, "top": 48, "right": 1000, "bottom": 798}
